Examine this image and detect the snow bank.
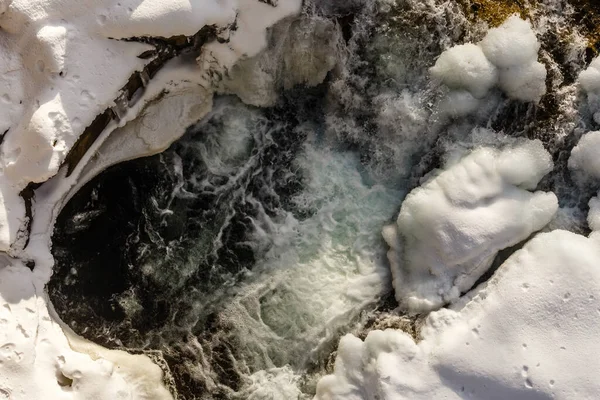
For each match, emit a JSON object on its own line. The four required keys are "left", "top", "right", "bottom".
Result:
{"left": 568, "top": 130, "right": 600, "bottom": 180}
{"left": 0, "top": 262, "right": 172, "bottom": 400}
{"left": 0, "top": 0, "right": 301, "bottom": 398}
{"left": 430, "top": 43, "right": 497, "bottom": 98}
{"left": 316, "top": 229, "right": 600, "bottom": 399}
{"left": 431, "top": 15, "right": 546, "bottom": 114}
{"left": 383, "top": 138, "right": 557, "bottom": 312}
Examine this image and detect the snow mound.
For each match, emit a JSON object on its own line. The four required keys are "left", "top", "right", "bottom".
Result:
{"left": 317, "top": 229, "right": 600, "bottom": 399}
{"left": 0, "top": 0, "right": 300, "bottom": 252}
{"left": 568, "top": 130, "right": 600, "bottom": 180}
{"left": 578, "top": 57, "right": 600, "bottom": 123}
{"left": 0, "top": 262, "right": 173, "bottom": 400}
{"left": 383, "top": 139, "right": 557, "bottom": 312}
{"left": 580, "top": 57, "right": 600, "bottom": 93}
{"left": 479, "top": 16, "right": 540, "bottom": 68}
{"left": 0, "top": 0, "right": 301, "bottom": 398}
{"left": 431, "top": 15, "right": 546, "bottom": 111}
{"left": 588, "top": 193, "right": 600, "bottom": 234}
{"left": 430, "top": 43, "right": 497, "bottom": 98}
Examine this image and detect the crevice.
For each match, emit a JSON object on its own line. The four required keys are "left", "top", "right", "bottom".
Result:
{"left": 64, "top": 24, "right": 220, "bottom": 176}
{"left": 258, "top": 0, "right": 278, "bottom": 6}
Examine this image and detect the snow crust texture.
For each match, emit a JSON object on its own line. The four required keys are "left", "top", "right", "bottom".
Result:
{"left": 431, "top": 15, "right": 546, "bottom": 115}
{"left": 382, "top": 138, "right": 557, "bottom": 312}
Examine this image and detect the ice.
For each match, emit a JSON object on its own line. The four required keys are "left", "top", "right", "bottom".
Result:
{"left": 578, "top": 56, "right": 600, "bottom": 123}
{"left": 588, "top": 193, "right": 600, "bottom": 234}
{"left": 383, "top": 138, "right": 557, "bottom": 312}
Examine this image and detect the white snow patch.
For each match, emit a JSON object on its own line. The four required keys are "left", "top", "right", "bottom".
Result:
{"left": 383, "top": 138, "right": 557, "bottom": 312}
{"left": 587, "top": 193, "right": 600, "bottom": 241}
{"left": 317, "top": 229, "right": 600, "bottom": 399}
{"left": 431, "top": 15, "right": 546, "bottom": 114}
{"left": 0, "top": 262, "right": 172, "bottom": 400}
{"left": 479, "top": 16, "right": 540, "bottom": 68}
{"left": 569, "top": 130, "right": 600, "bottom": 180}
{"left": 0, "top": 0, "right": 301, "bottom": 398}
{"left": 578, "top": 56, "right": 600, "bottom": 123}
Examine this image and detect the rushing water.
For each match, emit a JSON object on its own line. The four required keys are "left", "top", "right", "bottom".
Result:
{"left": 48, "top": 0, "right": 596, "bottom": 398}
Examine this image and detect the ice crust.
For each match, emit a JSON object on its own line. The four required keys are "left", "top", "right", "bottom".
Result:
{"left": 431, "top": 16, "right": 546, "bottom": 108}
{"left": 316, "top": 229, "right": 600, "bottom": 400}
{"left": 382, "top": 138, "right": 557, "bottom": 312}
{"left": 0, "top": 0, "right": 301, "bottom": 398}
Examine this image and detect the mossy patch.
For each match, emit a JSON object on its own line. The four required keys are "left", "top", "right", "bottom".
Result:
{"left": 568, "top": 0, "right": 600, "bottom": 57}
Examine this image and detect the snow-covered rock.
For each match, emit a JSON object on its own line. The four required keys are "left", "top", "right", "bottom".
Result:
{"left": 316, "top": 229, "right": 600, "bottom": 400}
{"left": 382, "top": 139, "right": 557, "bottom": 312}
{"left": 0, "top": 0, "right": 301, "bottom": 253}
{"left": 0, "top": 0, "right": 302, "bottom": 398}
{"left": 569, "top": 130, "right": 600, "bottom": 180}
{"left": 430, "top": 43, "right": 498, "bottom": 98}
{"left": 431, "top": 15, "right": 546, "bottom": 113}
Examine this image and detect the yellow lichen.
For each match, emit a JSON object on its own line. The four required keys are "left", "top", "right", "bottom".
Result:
{"left": 457, "top": 0, "right": 530, "bottom": 27}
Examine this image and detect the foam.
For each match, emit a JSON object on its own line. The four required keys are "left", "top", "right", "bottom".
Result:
{"left": 383, "top": 138, "right": 557, "bottom": 312}
{"left": 317, "top": 229, "right": 600, "bottom": 399}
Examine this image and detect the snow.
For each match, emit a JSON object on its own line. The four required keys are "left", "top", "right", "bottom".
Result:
{"left": 431, "top": 15, "right": 546, "bottom": 109}
{"left": 568, "top": 130, "right": 600, "bottom": 180}
{"left": 430, "top": 43, "right": 498, "bottom": 98}
{"left": 497, "top": 60, "right": 547, "bottom": 102}
{"left": 102, "top": 0, "right": 238, "bottom": 38}
{"left": 0, "top": 0, "right": 301, "bottom": 253}
{"left": 316, "top": 229, "right": 600, "bottom": 400}
{"left": 576, "top": 50, "right": 600, "bottom": 123}
{"left": 0, "top": 0, "right": 301, "bottom": 398}
{"left": 382, "top": 138, "right": 557, "bottom": 312}
{"left": 588, "top": 193, "right": 600, "bottom": 234}
{"left": 479, "top": 16, "right": 540, "bottom": 68}
{"left": 578, "top": 56, "right": 600, "bottom": 93}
